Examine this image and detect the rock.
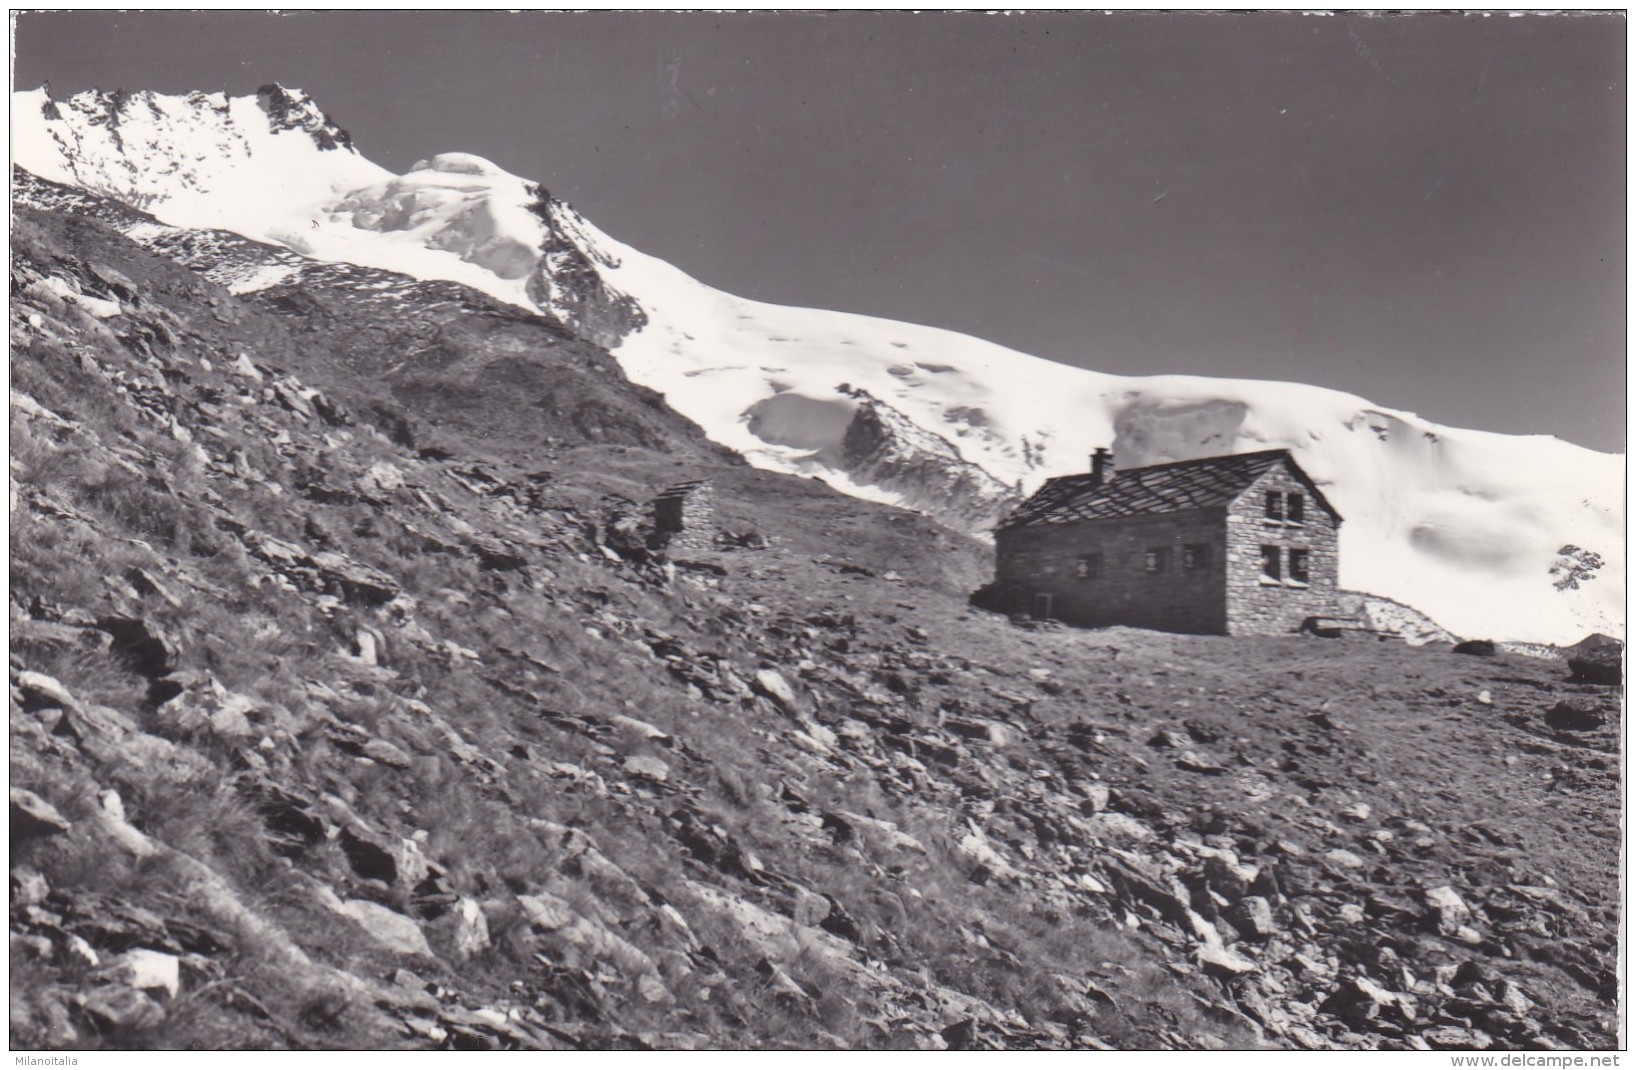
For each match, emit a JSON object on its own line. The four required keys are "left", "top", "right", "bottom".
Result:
{"left": 1227, "top": 896, "right": 1276, "bottom": 940}
{"left": 624, "top": 754, "right": 671, "bottom": 783}
{"left": 11, "top": 788, "right": 71, "bottom": 840}
{"left": 611, "top": 713, "right": 671, "bottom": 744}
{"left": 208, "top": 699, "right": 257, "bottom": 740}
{"left": 15, "top": 670, "right": 79, "bottom": 713}
{"left": 957, "top": 831, "right": 1021, "bottom": 882}
{"left": 1451, "top": 924, "right": 1483, "bottom": 945}
{"left": 359, "top": 461, "right": 405, "bottom": 493}
{"left": 1197, "top": 944, "right": 1257, "bottom": 977}
{"left": 1544, "top": 702, "right": 1606, "bottom": 732}
{"left": 127, "top": 562, "right": 184, "bottom": 611}
{"left": 637, "top": 971, "right": 670, "bottom": 1004}
{"left": 335, "top": 899, "right": 433, "bottom": 958}
{"left": 361, "top": 738, "right": 413, "bottom": 768}
{"left": 339, "top": 827, "right": 399, "bottom": 884}
{"left": 447, "top": 897, "right": 491, "bottom": 960}
{"left": 1176, "top": 750, "right": 1228, "bottom": 775}
{"left": 1423, "top": 885, "right": 1472, "bottom": 935}
{"left": 1452, "top": 639, "right": 1496, "bottom": 656}
{"left": 1324, "top": 848, "right": 1366, "bottom": 870}
{"left": 112, "top": 949, "right": 181, "bottom": 999}
{"left": 1339, "top": 802, "right": 1372, "bottom": 822}
{"left": 96, "top": 615, "right": 176, "bottom": 680}
{"left": 1201, "top": 852, "right": 1259, "bottom": 901}
{"left": 12, "top": 867, "right": 50, "bottom": 905}
{"left": 77, "top": 985, "right": 166, "bottom": 1032}
{"left": 390, "top": 967, "right": 428, "bottom": 991}
{"left": 395, "top": 837, "right": 433, "bottom": 888}
{"left": 1422, "top": 1025, "right": 1494, "bottom": 1050}
{"left": 1567, "top": 652, "right": 1620, "bottom": 686}
{"left": 752, "top": 669, "right": 798, "bottom": 710}
{"left": 1320, "top": 976, "right": 1414, "bottom": 1025}
{"left": 1147, "top": 727, "right": 1189, "bottom": 749}
{"left": 1091, "top": 812, "right": 1153, "bottom": 842}
{"left": 1080, "top": 782, "right": 1112, "bottom": 814}
{"left": 65, "top": 934, "right": 101, "bottom": 967}
{"left": 308, "top": 550, "right": 400, "bottom": 605}
{"left": 230, "top": 352, "right": 263, "bottom": 381}
{"left": 518, "top": 892, "right": 576, "bottom": 931}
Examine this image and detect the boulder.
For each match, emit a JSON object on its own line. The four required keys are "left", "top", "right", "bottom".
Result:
{"left": 623, "top": 754, "right": 671, "bottom": 783}
{"left": 518, "top": 892, "right": 576, "bottom": 931}
{"left": 395, "top": 836, "right": 434, "bottom": 889}
{"left": 1080, "top": 782, "right": 1112, "bottom": 814}
{"left": 1452, "top": 640, "right": 1496, "bottom": 657}
{"left": 1226, "top": 896, "right": 1276, "bottom": 940}
{"left": 360, "top": 738, "right": 413, "bottom": 768}
{"left": 1567, "top": 654, "right": 1620, "bottom": 686}
{"left": 12, "top": 867, "right": 51, "bottom": 905}
{"left": 1422, "top": 1025, "right": 1495, "bottom": 1050}
{"left": 339, "top": 827, "right": 399, "bottom": 884}
{"left": 443, "top": 897, "right": 491, "bottom": 961}
{"left": 1566, "top": 635, "right": 1622, "bottom": 685}
{"left": 611, "top": 714, "right": 671, "bottom": 744}
{"left": 308, "top": 550, "right": 400, "bottom": 606}
{"left": 335, "top": 899, "right": 433, "bottom": 958}
{"left": 1339, "top": 802, "right": 1372, "bottom": 822}
{"left": 1147, "top": 727, "right": 1190, "bottom": 749}
{"left": 111, "top": 949, "right": 181, "bottom": 999}
{"left": 95, "top": 615, "right": 176, "bottom": 680}
{"left": 1176, "top": 750, "right": 1228, "bottom": 775}
{"left": 1544, "top": 702, "right": 1606, "bottom": 732}
{"left": 1423, "top": 885, "right": 1473, "bottom": 935}
{"left": 11, "top": 788, "right": 71, "bottom": 840}
{"left": 77, "top": 985, "right": 166, "bottom": 1032}
{"left": 1320, "top": 976, "right": 1414, "bottom": 1026}
{"left": 15, "top": 670, "right": 80, "bottom": 714}
{"left": 751, "top": 669, "right": 799, "bottom": 710}
{"left": 1201, "top": 853, "right": 1259, "bottom": 901}
{"left": 1197, "top": 944, "right": 1257, "bottom": 977}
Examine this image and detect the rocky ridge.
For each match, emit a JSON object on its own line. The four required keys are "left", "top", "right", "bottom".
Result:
{"left": 8, "top": 195, "right": 1622, "bottom": 1050}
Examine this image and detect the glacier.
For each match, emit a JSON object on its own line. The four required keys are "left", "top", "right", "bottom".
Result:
{"left": 11, "top": 85, "right": 1624, "bottom": 644}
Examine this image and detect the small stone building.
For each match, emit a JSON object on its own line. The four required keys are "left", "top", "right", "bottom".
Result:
{"left": 991, "top": 448, "right": 1341, "bottom": 636}
{"left": 651, "top": 479, "right": 715, "bottom": 553}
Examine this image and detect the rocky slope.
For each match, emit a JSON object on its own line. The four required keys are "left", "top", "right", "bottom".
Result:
{"left": 8, "top": 187, "right": 1623, "bottom": 1051}
{"left": 11, "top": 85, "right": 1625, "bottom": 645}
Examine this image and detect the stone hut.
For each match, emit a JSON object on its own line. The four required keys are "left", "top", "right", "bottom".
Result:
{"left": 990, "top": 448, "right": 1341, "bottom": 636}
{"left": 651, "top": 479, "right": 715, "bottom": 554}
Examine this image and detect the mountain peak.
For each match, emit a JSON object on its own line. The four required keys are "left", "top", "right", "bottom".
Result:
{"left": 254, "top": 82, "right": 355, "bottom": 152}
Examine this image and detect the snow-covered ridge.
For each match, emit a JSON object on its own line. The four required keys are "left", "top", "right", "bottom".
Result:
{"left": 11, "top": 86, "right": 1624, "bottom": 644}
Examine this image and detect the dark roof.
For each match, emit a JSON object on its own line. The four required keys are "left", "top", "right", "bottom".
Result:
{"left": 1000, "top": 449, "right": 1340, "bottom": 529}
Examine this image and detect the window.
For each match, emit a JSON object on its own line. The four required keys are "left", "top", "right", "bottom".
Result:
{"left": 1143, "top": 547, "right": 1169, "bottom": 573}
{"left": 1289, "top": 549, "right": 1311, "bottom": 585}
{"left": 1182, "top": 544, "right": 1208, "bottom": 570}
{"left": 1075, "top": 553, "right": 1102, "bottom": 580}
{"left": 1260, "top": 545, "right": 1282, "bottom": 582}
{"left": 1266, "top": 490, "right": 1305, "bottom": 525}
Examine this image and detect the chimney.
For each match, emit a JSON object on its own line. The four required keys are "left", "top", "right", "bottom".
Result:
{"left": 1091, "top": 447, "right": 1113, "bottom": 485}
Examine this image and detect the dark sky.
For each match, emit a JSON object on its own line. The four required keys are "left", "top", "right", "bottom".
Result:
{"left": 12, "top": 10, "right": 1627, "bottom": 451}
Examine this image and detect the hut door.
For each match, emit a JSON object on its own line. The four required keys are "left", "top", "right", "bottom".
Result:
{"left": 1032, "top": 593, "right": 1053, "bottom": 621}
